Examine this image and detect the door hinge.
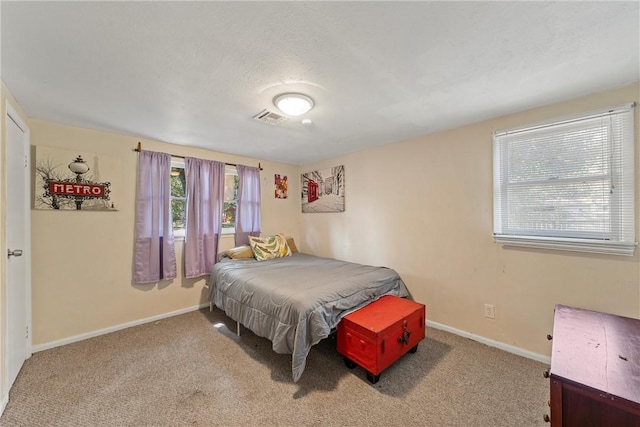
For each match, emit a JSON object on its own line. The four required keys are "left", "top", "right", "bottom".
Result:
{"left": 26, "top": 326, "right": 29, "bottom": 339}
{"left": 24, "top": 155, "right": 28, "bottom": 168}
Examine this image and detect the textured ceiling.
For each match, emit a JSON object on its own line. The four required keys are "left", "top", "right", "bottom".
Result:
{"left": 2, "top": 1, "right": 639, "bottom": 165}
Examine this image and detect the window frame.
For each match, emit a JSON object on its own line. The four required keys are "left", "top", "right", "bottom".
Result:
{"left": 170, "top": 159, "right": 186, "bottom": 238}
{"left": 221, "top": 165, "right": 238, "bottom": 235}
{"left": 493, "top": 103, "right": 636, "bottom": 256}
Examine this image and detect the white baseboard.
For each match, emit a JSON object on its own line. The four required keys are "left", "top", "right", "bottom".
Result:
{"left": 30, "top": 304, "right": 550, "bottom": 366}
{"left": 32, "top": 303, "right": 209, "bottom": 353}
{"left": 427, "top": 320, "right": 551, "bottom": 365}
{"left": 1, "top": 393, "right": 8, "bottom": 417}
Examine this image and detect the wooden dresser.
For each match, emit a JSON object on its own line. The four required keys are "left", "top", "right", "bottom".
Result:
{"left": 546, "top": 304, "right": 640, "bottom": 426}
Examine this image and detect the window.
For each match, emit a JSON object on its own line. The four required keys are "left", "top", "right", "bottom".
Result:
{"left": 222, "top": 166, "right": 239, "bottom": 234}
{"left": 493, "top": 103, "right": 635, "bottom": 255}
{"left": 170, "top": 161, "right": 238, "bottom": 236}
{"left": 170, "top": 160, "right": 186, "bottom": 236}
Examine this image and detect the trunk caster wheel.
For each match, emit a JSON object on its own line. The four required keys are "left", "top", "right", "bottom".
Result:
{"left": 366, "top": 372, "right": 380, "bottom": 384}
{"left": 343, "top": 357, "right": 356, "bottom": 369}
{"left": 409, "top": 344, "right": 418, "bottom": 354}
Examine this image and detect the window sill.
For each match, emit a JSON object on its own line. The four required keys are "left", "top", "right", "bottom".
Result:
{"left": 494, "top": 235, "right": 636, "bottom": 256}
{"left": 172, "top": 231, "right": 234, "bottom": 241}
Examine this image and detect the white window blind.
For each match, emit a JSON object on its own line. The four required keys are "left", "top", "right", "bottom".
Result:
{"left": 493, "top": 103, "right": 635, "bottom": 255}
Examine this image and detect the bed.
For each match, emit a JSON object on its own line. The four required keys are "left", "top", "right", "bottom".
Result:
{"left": 207, "top": 252, "right": 409, "bottom": 382}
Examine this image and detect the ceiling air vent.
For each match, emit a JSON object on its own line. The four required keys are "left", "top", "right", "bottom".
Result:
{"left": 253, "top": 109, "right": 288, "bottom": 125}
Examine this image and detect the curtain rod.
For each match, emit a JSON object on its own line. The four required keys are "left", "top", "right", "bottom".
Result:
{"left": 133, "top": 142, "right": 262, "bottom": 170}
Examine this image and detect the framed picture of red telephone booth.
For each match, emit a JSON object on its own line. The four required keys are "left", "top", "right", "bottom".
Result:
{"left": 301, "top": 165, "right": 344, "bottom": 213}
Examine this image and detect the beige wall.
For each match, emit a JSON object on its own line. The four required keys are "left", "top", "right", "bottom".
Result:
{"left": 300, "top": 83, "right": 640, "bottom": 357}
{"left": 7, "top": 81, "right": 640, "bottom": 370}
{"left": 29, "top": 120, "right": 301, "bottom": 346}
{"left": 1, "top": 82, "right": 31, "bottom": 407}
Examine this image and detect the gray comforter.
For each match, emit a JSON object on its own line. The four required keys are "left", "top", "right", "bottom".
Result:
{"left": 208, "top": 252, "right": 409, "bottom": 382}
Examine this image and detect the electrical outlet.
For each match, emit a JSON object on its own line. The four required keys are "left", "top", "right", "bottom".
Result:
{"left": 484, "top": 304, "right": 495, "bottom": 319}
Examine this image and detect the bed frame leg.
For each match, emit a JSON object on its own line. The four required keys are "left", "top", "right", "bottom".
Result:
{"left": 237, "top": 321, "right": 241, "bottom": 336}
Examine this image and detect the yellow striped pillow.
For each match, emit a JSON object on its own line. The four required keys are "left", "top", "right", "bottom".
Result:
{"left": 226, "top": 245, "right": 255, "bottom": 259}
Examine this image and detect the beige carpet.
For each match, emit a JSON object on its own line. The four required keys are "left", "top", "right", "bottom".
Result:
{"left": 0, "top": 309, "right": 550, "bottom": 426}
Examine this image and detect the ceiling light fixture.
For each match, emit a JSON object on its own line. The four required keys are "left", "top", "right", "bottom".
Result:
{"left": 273, "top": 93, "right": 314, "bottom": 116}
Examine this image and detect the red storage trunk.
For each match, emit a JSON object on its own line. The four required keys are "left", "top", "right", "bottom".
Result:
{"left": 337, "top": 295, "right": 426, "bottom": 383}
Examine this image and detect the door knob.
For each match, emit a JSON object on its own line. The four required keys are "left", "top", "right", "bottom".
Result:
{"left": 7, "top": 249, "right": 23, "bottom": 258}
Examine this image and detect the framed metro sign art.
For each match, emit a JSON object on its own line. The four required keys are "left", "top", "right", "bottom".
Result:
{"left": 35, "top": 145, "right": 120, "bottom": 211}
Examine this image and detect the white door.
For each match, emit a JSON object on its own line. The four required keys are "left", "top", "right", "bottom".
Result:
{"left": 5, "top": 104, "right": 31, "bottom": 392}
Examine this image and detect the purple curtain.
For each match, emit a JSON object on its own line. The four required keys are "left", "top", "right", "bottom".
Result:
{"left": 235, "top": 165, "right": 261, "bottom": 246}
{"left": 133, "top": 151, "right": 177, "bottom": 283}
{"left": 184, "top": 157, "right": 225, "bottom": 278}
